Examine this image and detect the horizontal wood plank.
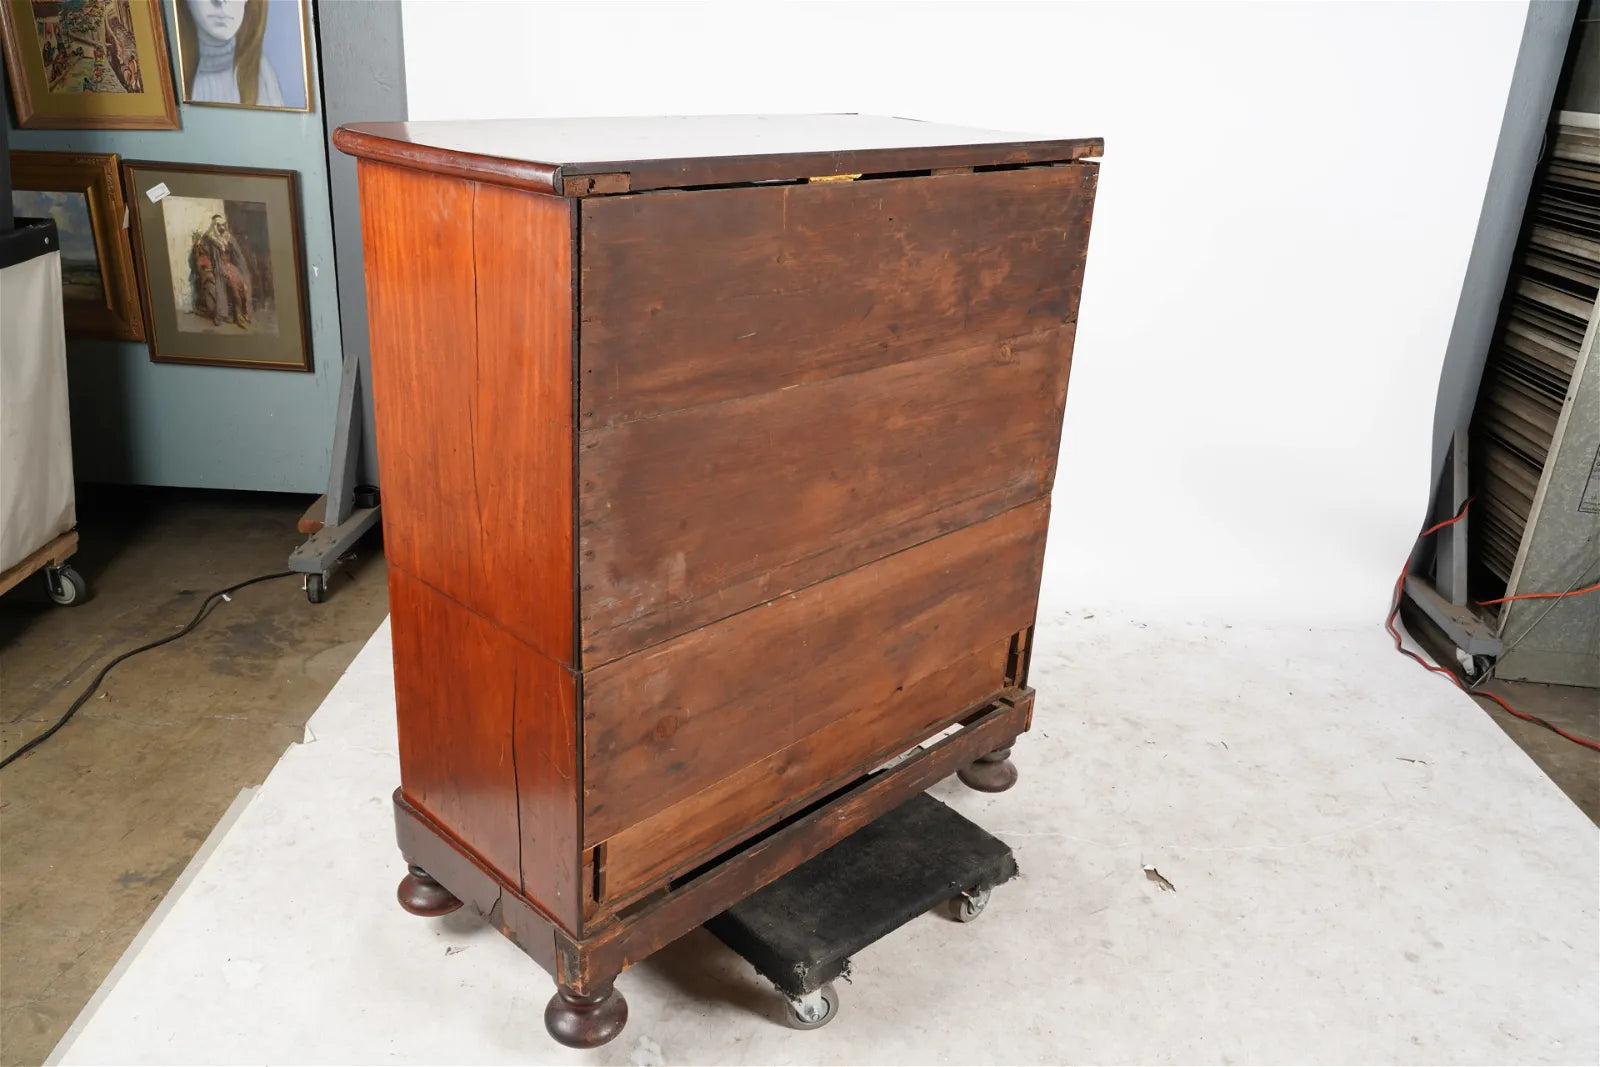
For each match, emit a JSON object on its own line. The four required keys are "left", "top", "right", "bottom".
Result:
{"left": 578, "top": 164, "right": 1097, "bottom": 427}
{"left": 335, "top": 116, "right": 1102, "bottom": 196}
{"left": 578, "top": 324, "right": 1074, "bottom": 664}
{"left": 598, "top": 640, "right": 1012, "bottom": 900}
{"left": 564, "top": 700, "right": 1026, "bottom": 989}
{"left": 581, "top": 501, "right": 1049, "bottom": 843}
{"left": 564, "top": 141, "right": 1104, "bottom": 194}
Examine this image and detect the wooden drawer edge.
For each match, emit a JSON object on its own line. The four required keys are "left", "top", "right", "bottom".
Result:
{"left": 592, "top": 674, "right": 1024, "bottom": 913}
{"left": 560, "top": 694, "right": 1028, "bottom": 988}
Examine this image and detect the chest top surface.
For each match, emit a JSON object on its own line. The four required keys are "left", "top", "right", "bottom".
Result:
{"left": 333, "top": 113, "right": 1103, "bottom": 197}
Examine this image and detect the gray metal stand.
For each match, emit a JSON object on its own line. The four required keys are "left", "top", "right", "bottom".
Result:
{"left": 1404, "top": 429, "right": 1502, "bottom": 661}
{"left": 288, "top": 350, "right": 379, "bottom": 603}
{"left": 288, "top": 0, "right": 404, "bottom": 603}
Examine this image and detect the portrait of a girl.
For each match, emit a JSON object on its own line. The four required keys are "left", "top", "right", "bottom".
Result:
{"left": 175, "top": 0, "right": 308, "bottom": 110}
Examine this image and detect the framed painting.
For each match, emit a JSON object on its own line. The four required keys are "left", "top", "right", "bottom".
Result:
{"left": 0, "top": 0, "right": 180, "bottom": 129}
{"left": 9, "top": 150, "right": 144, "bottom": 340}
{"left": 172, "top": 0, "right": 310, "bottom": 112}
{"left": 122, "top": 161, "right": 311, "bottom": 371}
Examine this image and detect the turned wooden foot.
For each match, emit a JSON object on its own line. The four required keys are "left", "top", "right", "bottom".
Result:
{"left": 397, "top": 864, "right": 462, "bottom": 917}
{"left": 958, "top": 745, "right": 1018, "bottom": 793}
{"left": 545, "top": 981, "right": 628, "bottom": 1048}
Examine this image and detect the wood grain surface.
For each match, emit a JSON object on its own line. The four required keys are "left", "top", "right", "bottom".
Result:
{"left": 578, "top": 164, "right": 1097, "bottom": 427}
{"left": 388, "top": 570, "right": 583, "bottom": 931}
{"left": 565, "top": 699, "right": 1026, "bottom": 990}
{"left": 578, "top": 324, "right": 1075, "bottom": 664}
{"left": 334, "top": 116, "right": 1102, "bottom": 196}
{"left": 348, "top": 126, "right": 1102, "bottom": 982}
{"left": 360, "top": 161, "right": 585, "bottom": 929}
{"left": 581, "top": 500, "right": 1050, "bottom": 845}
{"left": 393, "top": 788, "right": 560, "bottom": 974}
{"left": 598, "top": 642, "right": 1014, "bottom": 902}
{"left": 389, "top": 568, "right": 525, "bottom": 888}
{"left": 358, "top": 161, "right": 576, "bottom": 664}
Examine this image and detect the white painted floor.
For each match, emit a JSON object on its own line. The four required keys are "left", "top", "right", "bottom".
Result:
{"left": 51, "top": 612, "right": 1599, "bottom": 1065}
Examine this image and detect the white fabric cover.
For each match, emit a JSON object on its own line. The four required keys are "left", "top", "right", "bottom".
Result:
{"left": 0, "top": 249, "right": 75, "bottom": 574}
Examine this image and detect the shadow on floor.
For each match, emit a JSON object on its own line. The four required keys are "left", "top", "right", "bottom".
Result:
{"left": 0, "top": 485, "right": 391, "bottom": 1067}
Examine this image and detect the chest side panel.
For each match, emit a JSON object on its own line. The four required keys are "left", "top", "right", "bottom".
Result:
{"left": 577, "top": 165, "right": 1096, "bottom": 665}
{"left": 358, "top": 162, "right": 583, "bottom": 929}
{"left": 581, "top": 500, "right": 1048, "bottom": 853}
{"left": 358, "top": 161, "right": 576, "bottom": 665}
{"left": 389, "top": 569, "right": 582, "bottom": 930}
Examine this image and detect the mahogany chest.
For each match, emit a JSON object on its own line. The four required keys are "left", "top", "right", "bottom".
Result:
{"left": 334, "top": 114, "right": 1100, "bottom": 1047}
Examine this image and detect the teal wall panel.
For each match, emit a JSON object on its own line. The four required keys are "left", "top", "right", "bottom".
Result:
{"left": 5, "top": 3, "right": 341, "bottom": 493}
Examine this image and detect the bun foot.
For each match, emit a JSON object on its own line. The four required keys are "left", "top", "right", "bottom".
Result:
{"left": 397, "top": 864, "right": 462, "bottom": 917}
{"left": 545, "top": 982, "right": 628, "bottom": 1048}
{"left": 958, "top": 746, "right": 1018, "bottom": 793}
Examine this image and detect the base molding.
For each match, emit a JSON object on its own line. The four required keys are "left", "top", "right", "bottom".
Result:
{"left": 390, "top": 691, "right": 1030, "bottom": 1015}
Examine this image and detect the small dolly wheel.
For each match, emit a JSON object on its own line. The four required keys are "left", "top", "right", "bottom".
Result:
{"left": 305, "top": 572, "right": 328, "bottom": 604}
{"left": 949, "top": 885, "right": 990, "bottom": 923}
{"left": 45, "top": 564, "right": 87, "bottom": 607}
{"left": 783, "top": 983, "right": 839, "bottom": 1030}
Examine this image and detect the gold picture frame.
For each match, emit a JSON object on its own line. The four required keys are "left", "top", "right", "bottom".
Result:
{"left": 171, "top": 0, "right": 311, "bottom": 112}
{"left": 9, "top": 150, "right": 145, "bottom": 341}
{"left": 123, "top": 160, "right": 312, "bottom": 372}
{"left": 0, "top": 0, "right": 179, "bottom": 129}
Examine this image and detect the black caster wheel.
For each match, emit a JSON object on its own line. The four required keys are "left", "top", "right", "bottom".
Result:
{"left": 783, "top": 983, "right": 839, "bottom": 1031}
{"left": 305, "top": 572, "right": 328, "bottom": 604}
{"left": 44, "top": 564, "right": 88, "bottom": 607}
{"left": 949, "top": 885, "right": 990, "bottom": 923}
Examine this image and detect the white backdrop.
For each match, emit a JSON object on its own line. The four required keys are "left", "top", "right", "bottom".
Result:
{"left": 399, "top": 0, "right": 1530, "bottom": 627}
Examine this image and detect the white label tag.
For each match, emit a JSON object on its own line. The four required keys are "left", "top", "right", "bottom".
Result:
{"left": 145, "top": 182, "right": 170, "bottom": 203}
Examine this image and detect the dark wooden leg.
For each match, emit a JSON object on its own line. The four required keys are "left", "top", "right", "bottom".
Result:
{"left": 397, "top": 863, "right": 463, "bottom": 917}
{"left": 958, "top": 745, "right": 1018, "bottom": 793}
{"left": 545, "top": 980, "right": 628, "bottom": 1048}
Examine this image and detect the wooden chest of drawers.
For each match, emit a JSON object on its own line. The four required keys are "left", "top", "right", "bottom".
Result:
{"left": 335, "top": 114, "right": 1100, "bottom": 1047}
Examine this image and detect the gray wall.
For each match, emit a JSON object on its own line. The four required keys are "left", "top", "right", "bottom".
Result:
{"left": 4, "top": 5, "right": 342, "bottom": 493}
{"left": 317, "top": 0, "right": 405, "bottom": 486}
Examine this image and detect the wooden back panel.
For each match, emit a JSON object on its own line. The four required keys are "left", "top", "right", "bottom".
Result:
{"left": 358, "top": 161, "right": 583, "bottom": 931}
{"left": 579, "top": 324, "right": 1073, "bottom": 664}
{"left": 579, "top": 165, "right": 1096, "bottom": 426}
{"left": 577, "top": 165, "right": 1096, "bottom": 666}
{"left": 582, "top": 501, "right": 1050, "bottom": 848}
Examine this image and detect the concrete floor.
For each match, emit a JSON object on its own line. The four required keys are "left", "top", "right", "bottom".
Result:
{"left": 1402, "top": 602, "right": 1600, "bottom": 824}
{"left": 0, "top": 491, "right": 1595, "bottom": 1065}
{"left": 0, "top": 488, "right": 390, "bottom": 1067}
{"left": 48, "top": 615, "right": 1600, "bottom": 1064}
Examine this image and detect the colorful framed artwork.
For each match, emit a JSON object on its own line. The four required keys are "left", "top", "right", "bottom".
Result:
{"left": 0, "top": 0, "right": 180, "bottom": 129}
{"left": 172, "top": 0, "right": 310, "bottom": 112}
{"left": 9, "top": 150, "right": 144, "bottom": 340}
{"left": 122, "top": 160, "right": 311, "bottom": 371}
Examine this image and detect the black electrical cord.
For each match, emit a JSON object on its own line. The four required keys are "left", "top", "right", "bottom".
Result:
{"left": 0, "top": 570, "right": 298, "bottom": 771}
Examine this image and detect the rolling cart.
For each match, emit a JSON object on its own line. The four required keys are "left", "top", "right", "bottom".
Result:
{"left": 705, "top": 791, "right": 1018, "bottom": 1030}
{"left": 0, "top": 529, "right": 86, "bottom": 606}
{"left": 1, "top": 216, "right": 87, "bottom": 608}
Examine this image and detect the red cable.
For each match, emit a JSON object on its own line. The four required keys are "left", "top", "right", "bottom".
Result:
{"left": 1387, "top": 498, "right": 1600, "bottom": 754}
{"left": 1476, "top": 579, "right": 1600, "bottom": 606}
